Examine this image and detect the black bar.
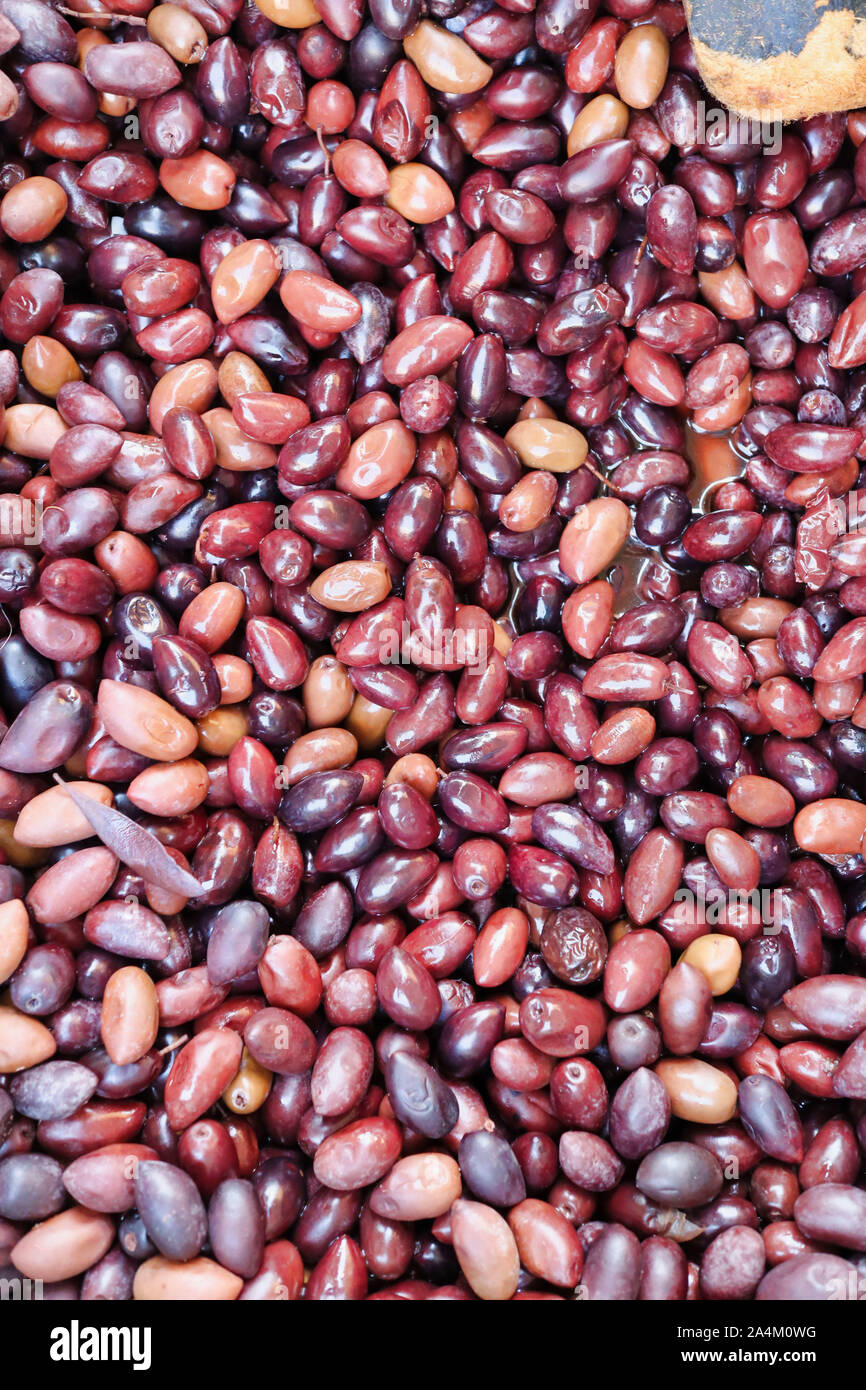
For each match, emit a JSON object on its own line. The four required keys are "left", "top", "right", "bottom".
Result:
{"left": 4, "top": 1297, "right": 861, "bottom": 1378}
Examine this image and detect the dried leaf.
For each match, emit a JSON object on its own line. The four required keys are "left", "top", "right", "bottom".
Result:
{"left": 54, "top": 775, "right": 202, "bottom": 897}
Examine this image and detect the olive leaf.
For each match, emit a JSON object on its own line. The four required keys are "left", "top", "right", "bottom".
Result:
{"left": 53, "top": 775, "right": 202, "bottom": 897}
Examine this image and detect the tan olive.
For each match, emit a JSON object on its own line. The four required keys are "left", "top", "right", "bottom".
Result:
{"left": 11, "top": 1207, "right": 115, "bottom": 1281}
{"left": 201, "top": 407, "right": 276, "bottom": 472}
{"left": 0, "top": 900, "right": 29, "bottom": 984}
{"left": 146, "top": 878, "right": 189, "bottom": 917}
{"left": 445, "top": 473, "right": 478, "bottom": 513}
{"left": 370, "top": 1152, "right": 462, "bottom": 1220}
{"left": 179, "top": 582, "right": 245, "bottom": 654}
{"left": 0, "top": 71, "right": 18, "bottom": 122}
{"left": 308, "top": 561, "right": 392, "bottom": 612}
{"left": 504, "top": 418, "right": 588, "bottom": 473}
{"left": 210, "top": 240, "right": 282, "bottom": 325}
{"left": 345, "top": 694, "right": 393, "bottom": 752}
{"left": 337, "top": 419, "right": 416, "bottom": 498}
{"left": 98, "top": 680, "right": 198, "bottom": 762}
{"left": 518, "top": 397, "right": 557, "bottom": 421}
{"left": 450, "top": 1198, "right": 520, "bottom": 1301}
{"left": 217, "top": 351, "right": 271, "bottom": 407}
{"left": 403, "top": 21, "right": 493, "bottom": 94}
{"left": 719, "top": 598, "right": 793, "bottom": 639}
{"left": 793, "top": 798, "right": 866, "bottom": 855}
{"left": 0, "top": 1005, "right": 56, "bottom": 1072}
{"left": 302, "top": 656, "right": 354, "bottom": 728}
{"left": 614, "top": 24, "right": 669, "bottom": 109}
{"left": 559, "top": 498, "right": 632, "bottom": 585}
{"left": 252, "top": 0, "right": 320, "bottom": 24}
{"left": 655, "top": 1058, "right": 738, "bottom": 1123}
{"left": 386, "top": 163, "right": 456, "bottom": 224}
{"left": 498, "top": 471, "right": 558, "bottom": 533}
{"left": 3, "top": 403, "right": 67, "bottom": 458}
{"left": 679, "top": 934, "right": 743, "bottom": 996}
{"left": 213, "top": 654, "right": 253, "bottom": 704}
{"left": 609, "top": 919, "right": 631, "bottom": 946}
{"left": 100, "top": 91, "right": 136, "bottom": 118}
{"left": 0, "top": 177, "right": 67, "bottom": 242}
{"left": 14, "top": 781, "right": 113, "bottom": 847}
{"left": 727, "top": 774, "right": 796, "bottom": 828}
{"left": 101, "top": 966, "right": 160, "bottom": 1066}
{"left": 222, "top": 1047, "right": 273, "bottom": 1114}
{"left": 280, "top": 728, "right": 358, "bottom": 784}
{"left": 590, "top": 707, "right": 656, "bottom": 764}
{"left": 63, "top": 745, "right": 89, "bottom": 779}
{"left": 149, "top": 359, "right": 218, "bottom": 433}
{"left": 385, "top": 754, "right": 440, "bottom": 799}
{"left": 492, "top": 621, "right": 512, "bottom": 658}
{"left": 567, "top": 95, "right": 630, "bottom": 156}
{"left": 126, "top": 760, "right": 210, "bottom": 816}
{"left": 699, "top": 264, "right": 756, "bottom": 319}
{"left": 146, "top": 3, "right": 208, "bottom": 62}
{"left": 0, "top": 818, "right": 47, "bottom": 867}
{"left": 159, "top": 152, "right": 236, "bottom": 211}
{"left": 21, "top": 336, "right": 80, "bottom": 397}
{"left": 133, "top": 1255, "right": 244, "bottom": 1300}
{"left": 691, "top": 371, "right": 752, "bottom": 432}
{"left": 196, "top": 706, "right": 249, "bottom": 757}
